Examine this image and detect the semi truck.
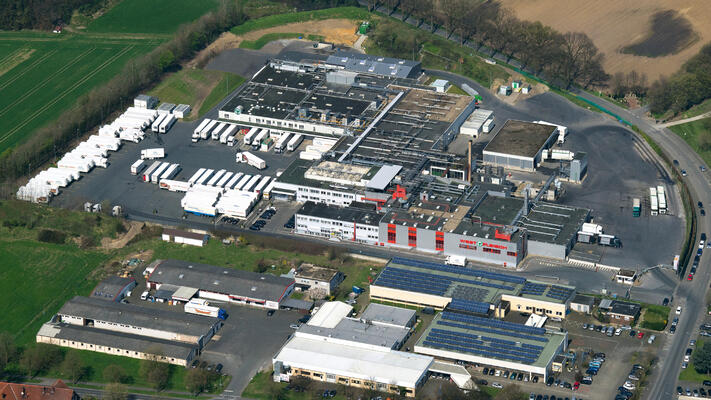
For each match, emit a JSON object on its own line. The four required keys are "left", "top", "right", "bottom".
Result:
{"left": 251, "top": 129, "right": 269, "bottom": 150}
{"left": 577, "top": 231, "right": 596, "bottom": 244}
{"left": 141, "top": 148, "right": 165, "bottom": 160}
{"left": 287, "top": 134, "right": 304, "bottom": 152}
{"left": 184, "top": 299, "right": 227, "bottom": 320}
{"left": 212, "top": 122, "right": 227, "bottom": 140}
{"left": 633, "top": 198, "right": 641, "bottom": 217}
{"left": 581, "top": 223, "right": 603, "bottom": 235}
{"left": 159, "top": 179, "right": 191, "bottom": 192}
{"left": 598, "top": 234, "right": 622, "bottom": 248}
{"left": 221, "top": 124, "right": 237, "bottom": 144}
{"left": 237, "top": 151, "right": 266, "bottom": 170}
{"left": 274, "top": 132, "right": 292, "bottom": 153}
{"left": 243, "top": 128, "right": 259, "bottom": 146}
{"left": 201, "top": 120, "right": 219, "bottom": 140}
{"left": 445, "top": 255, "right": 467, "bottom": 267}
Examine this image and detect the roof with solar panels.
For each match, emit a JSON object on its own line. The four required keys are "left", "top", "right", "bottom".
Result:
{"left": 373, "top": 257, "right": 574, "bottom": 307}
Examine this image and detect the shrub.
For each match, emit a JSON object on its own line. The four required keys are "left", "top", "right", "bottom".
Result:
{"left": 37, "top": 229, "right": 66, "bottom": 244}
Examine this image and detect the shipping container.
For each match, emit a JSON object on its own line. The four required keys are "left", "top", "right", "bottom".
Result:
{"left": 287, "top": 134, "right": 303, "bottom": 152}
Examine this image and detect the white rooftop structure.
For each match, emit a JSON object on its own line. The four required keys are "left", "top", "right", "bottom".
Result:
{"left": 366, "top": 165, "right": 402, "bottom": 191}
{"left": 274, "top": 335, "right": 433, "bottom": 389}
{"left": 307, "top": 301, "right": 353, "bottom": 328}
{"left": 360, "top": 302, "right": 416, "bottom": 328}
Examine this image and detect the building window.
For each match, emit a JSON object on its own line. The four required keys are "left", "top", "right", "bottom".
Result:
{"left": 387, "top": 224, "right": 396, "bottom": 244}
{"left": 435, "top": 232, "right": 444, "bottom": 251}
{"left": 507, "top": 251, "right": 517, "bottom": 257}
{"left": 408, "top": 227, "right": 417, "bottom": 247}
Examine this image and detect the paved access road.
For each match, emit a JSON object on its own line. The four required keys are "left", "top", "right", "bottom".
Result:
{"left": 573, "top": 90, "right": 711, "bottom": 400}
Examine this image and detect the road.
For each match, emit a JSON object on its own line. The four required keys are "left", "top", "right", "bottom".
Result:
{"left": 573, "top": 90, "right": 710, "bottom": 399}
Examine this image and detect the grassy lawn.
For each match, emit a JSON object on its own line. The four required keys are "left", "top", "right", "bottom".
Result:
{"left": 240, "top": 33, "right": 305, "bottom": 49}
{"left": 670, "top": 118, "right": 711, "bottom": 166}
{"left": 231, "top": 7, "right": 370, "bottom": 36}
{"left": 640, "top": 304, "right": 670, "bottom": 331}
{"left": 243, "top": 371, "right": 350, "bottom": 400}
{"left": 86, "top": 0, "right": 220, "bottom": 34}
{"left": 197, "top": 73, "right": 245, "bottom": 117}
{"left": 680, "top": 338, "right": 711, "bottom": 383}
{"left": 148, "top": 69, "right": 243, "bottom": 120}
{"left": 681, "top": 98, "right": 711, "bottom": 119}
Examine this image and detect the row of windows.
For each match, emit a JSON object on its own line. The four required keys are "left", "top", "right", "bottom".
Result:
{"left": 522, "top": 305, "right": 563, "bottom": 316}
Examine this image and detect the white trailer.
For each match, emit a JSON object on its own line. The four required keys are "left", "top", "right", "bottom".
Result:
{"left": 233, "top": 174, "right": 252, "bottom": 191}
{"left": 201, "top": 120, "right": 219, "bottom": 140}
{"left": 87, "top": 136, "right": 121, "bottom": 151}
{"left": 151, "top": 162, "right": 171, "bottom": 183}
{"left": 581, "top": 223, "right": 603, "bottom": 235}
{"left": 151, "top": 113, "right": 167, "bottom": 133}
{"left": 160, "top": 163, "right": 181, "bottom": 181}
{"left": 650, "top": 187, "right": 658, "bottom": 216}
{"left": 216, "top": 171, "right": 233, "bottom": 188}
{"left": 159, "top": 114, "right": 176, "bottom": 133}
{"left": 274, "top": 132, "right": 292, "bottom": 153}
{"left": 184, "top": 299, "right": 226, "bottom": 319}
{"left": 142, "top": 161, "right": 162, "bottom": 182}
{"left": 243, "top": 128, "right": 259, "bottom": 146}
{"left": 193, "top": 119, "right": 210, "bottom": 141}
{"left": 207, "top": 169, "right": 226, "bottom": 186}
{"left": 131, "top": 160, "right": 145, "bottom": 175}
{"left": 196, "top": 169, "right": 214, "bottom": 186}
{"left": 237, "top": 151, "right": 266, "bottom": 170}
{"left": 446, "top": 255, "right": 467, "bottom": 267}
{"left": 159, "top": 179, "right": 191, "bottom": 192}
{"left": 220, "top": 125, "right": 236, "bottom": 144}
{"left": 287, "top": 134, "right": 303, "bottom": 152}
{"left": 253, "top": 176, "right": 271, "bottom": 194}
{"left": 263, "top": 180, "right": 275, "bottom": 200}
{"left": 141, "top": 148, "right": 165, "bottom": 160}
{"left": 251, "top": 129, "right": 269, "bottom": 149}
{"left": 657, "top": 185, "right": 667, "bottom": 214}
{"left": 212, "top": 122, "right": 227, "bottom": 140}
{"left": 75, "top": 144, "right": 108, "bottom": 158}
{"left": 242, "top": 174, "right": 262, "bottom": 192}
{"left": 225, "top": 172, "right": 243, "bottom": 189}
{"left": 188, "top": 168, "right": 206, "bottom": 185}
{"left": 57, "top": 158, "right": 92, "bottom": 173}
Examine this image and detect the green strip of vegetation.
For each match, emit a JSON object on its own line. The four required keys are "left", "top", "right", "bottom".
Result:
{"left": 669, "top": 118, "right": 711, "bottom": 166}
{"left": 231, "top": 7, "right": 370, "bottom": 36}
{"left": 240, "top": 32, "right": 305, "bottom": 49}
{"left": 679, "top": 337, "right": 708, "bottom": 382}
{"left": 640, "top": 305, "right": 670, "bottom": 331}
{"left": 197, "top": 73, "right": 245, "bottom": 118}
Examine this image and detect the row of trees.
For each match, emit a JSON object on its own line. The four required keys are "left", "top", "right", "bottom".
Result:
{"left": 369, "top": 0, "right": 608, "bottom": 89}
{"left": 648, "top": 43, "right": 711, "bottom": 115}
{"left": 0, "top": 0, "right": 246, "bottom": 182}
{"left": 0, "top": 0, "right": 104, "bottom": 30}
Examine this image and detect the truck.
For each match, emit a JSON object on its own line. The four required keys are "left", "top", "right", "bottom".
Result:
{"left": 159, "top": 163, "right": 181, "bottom": 181}
{"left": 151, "top": 113, "right": 167, "bottom": 133}
{"left": 274, "top": 132, "right": 292, "bottom": 153}
{"left": 142, "top": 161, "right": 162, "bottom": 182}
{"left": 598, "top": 234, "right": 622, "bottom": 248}
{"left": 151, "top": 162, "right": 171, "bottom": 184}
{"left": 221, "top": 124, "right": 237, "bottom": 144}
{"left": 159, "top": 114, "right": 176, "bottom": 133}
{"left": 577, "top": 231, "right": 596, "bottom": 244}
{"left": 445, "top": 255, "right": 467, "bottom": 267}
{"left": 581, "top": 223, "right": 603, "bottom": 235}
{"left": 287, "top": 134, "right": 304, "bottom": 152}
{"left": 188, "top": 168, "right": 206, "bottom": 185}
{"left": 184, "top": 299, "right": 227, "bottom": 320}
{"left": 260, "top": 137, "right": 274, "bottom": 152}
{"left": 237, "top": 151, "right": 266, "bottom": 170}
{"left": 650, "top": 187, "right": 658, "bottom": 216}
{"left": 251, "top": 129, "right": 269, "bottom": 150}
{"left": 657, "top": 185, "right": 667, "bottom": 214}
{"left": 243, "top": 128, "right": 259, "bottom": 146}
{"left": 633, "top": 198, "right": 641, "bottom": 217}
{"left": 159, "top": 179, "right": 191, "bottom": 192}
{"left": 194, "top": 119, "right": 210, "bottom": 135}
{"left": 212, "top": 122, "right": 227, "bottom": 140}
{"left": 201, "top": 120, "right": 219, "bottom": 140}
{"left": 141, "top": 148, "right": 165, "bottom": 160}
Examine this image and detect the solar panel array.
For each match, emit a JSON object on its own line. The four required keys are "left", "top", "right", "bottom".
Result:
{"left": 391, "top": 257, "right": 526, "bottom": 285}
{"left": 546, "top": 285, "right": 574, "bottom": 301}
{"left": 423, "top": 327, "right": 542, "bottom": 364}
{"left": 442, "top": 311, "right": 546, "bottom": 335}
{"left": 374, "top": 267, "right": 449, "bottom": 296}
{"left": 448, "top": 299, "right": 491, "bottom": 315}
{"left": 451, "top": 285, "right": 489, "bottom": 302}
{"left": 520, "top": 282, "right": 547, "bottom": 296}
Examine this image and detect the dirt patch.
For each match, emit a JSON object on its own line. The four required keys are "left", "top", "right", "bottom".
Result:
{"left": 0, "top": 48, "right": 35, "bottom": 77}
{"left": 187, "top": 19, "right": 358, "bottom": 69}
{"left": 100, "top": 220, "right": 143, "bottom": 249}
{"left": 499, "top": 0, "right": 711, "bottom": 81}
{"left": 621, "top": 10, "right": 698, "bottom": 57}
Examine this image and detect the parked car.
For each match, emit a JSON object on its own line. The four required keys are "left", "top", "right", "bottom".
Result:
{"left": 492, "top": 382, "right": 503, "bottom": 389}
{"left": 648, "top": 335, "right": 656, "bottom": 344}
{"left": 267, "top": 310, "right": 275, "bottom": 316}
{"left": 215, "top": 364, "right": 223, "bottom": 373}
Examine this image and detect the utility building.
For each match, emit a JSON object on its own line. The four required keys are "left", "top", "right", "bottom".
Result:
{"left": 483, "top": 120, "right": 558, "bottom": 171}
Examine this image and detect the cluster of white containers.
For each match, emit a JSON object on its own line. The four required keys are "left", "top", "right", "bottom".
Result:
{"left": 300, "top": 137, "right": 337, "bottom": 161}
{"left": 192, "top": 119, "right": 239, "bottom": 146}
{"left": 16, "top": 106, "right": 163, "bottom": 203}
{"left": 178, "top": 168, "right": 273, "bottom": 218}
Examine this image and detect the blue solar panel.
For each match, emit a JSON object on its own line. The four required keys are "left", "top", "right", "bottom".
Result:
{"left": 449, "top": 299, "right": 491, "bottom": 314}
{"left": 422, "top": 340, "right": 538, "bottom": 364}
{"left": 442, "top": 312, "right": 546, "bottom": 335}
{"left": 437, "top": 320, "right": 548, "bottom": 342}
{"left": 391, "top": 257, "right": 526, "bottom": 284}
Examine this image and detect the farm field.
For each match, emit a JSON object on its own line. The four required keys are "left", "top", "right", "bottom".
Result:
{"left": 85, "top": 0, "right": 220, "bottom": 34}
{"left": 499, "top": 0, "right": 711, "bottom": 81}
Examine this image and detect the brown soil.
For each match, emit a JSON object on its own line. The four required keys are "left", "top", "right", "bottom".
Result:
{"left": 100, "top": 220, "right": 143, "bottom": 249}
{"left": 188, "top": 19, "right": 358, "bottom": 69}
{"left": 499, "top": 0, "right": 711, "bottom": 82}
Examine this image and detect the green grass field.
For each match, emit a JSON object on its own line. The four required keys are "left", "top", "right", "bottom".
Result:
{"left": 197, "top": 73, "right": 245, "bottom": 117}
{"left": 0, "top": 33, "right": 159, "bottom": 156}
{"left": 640, "top": 304, "right": 670, "bottom": 331}
{"left": 679, "top": 337, "right": 709, "bottom": 383}
{"left": 86, "top": 0, "right": 220, "bottom": 34}
{"left": 670, "top": 118, "right": 711, "bottom": 166}
{"left": 231, "top": 7, "right": 370, "bottom": 36}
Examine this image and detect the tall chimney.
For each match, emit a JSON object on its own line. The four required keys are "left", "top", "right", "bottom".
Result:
{"left": 467, "top": 140, "right": 473, "bottom": 183}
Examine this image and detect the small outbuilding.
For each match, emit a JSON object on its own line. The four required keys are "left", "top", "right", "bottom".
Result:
{"left": 430, "top": 79, "right": 451, "bottom": 93}
{"left": 173, "top": 104, "right": 191, "bottom": 118}
{"left": 570, "top": 294, "right": 595, "bottom": 314}
{"left": 294, "top": 263, "right": 344, "bottom": 296}
{"left": 615, "top": 269, "right": 637, "bottom": 285}
{"left": 607, "top": 301, "right": 641, "bottom": 326}
{"left": 91, "top": 276, "right": 137, "bottom": 302}
{"left": 162, "top": 228, "right": 209, "bottom": 247}
{"left": 134, "top": 94, "right": 158, "bottom": 109}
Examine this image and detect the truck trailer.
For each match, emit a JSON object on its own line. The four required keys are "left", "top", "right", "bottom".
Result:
{"left": 212, "top": 122, "right": 227, "bottom": 140}
{"left": 237, "top": 152, "right": 266, "bottom": 170}
{"left": 287, "top": 134, "right": 303, "bottom": 152}
{"left": 598, "top": 234, "right": 622, "bottom": 247}
{"left": 225, "top": 172, "right": 243, "bottom": 189}
{"left": 159, "top": 179, "right": 191, "bottom": 192}
{"left": 130, "top": 160, "right": 145, "bottom": 175}
{"left": 141, "top": 148, "right": 165, "bottom": 160}
{"left": 221, "top": 125, "right": 237, "bottom": 144}
{"left": 243, "top": 128, "right": 259, "bottom": 146}
{"left": 188, "top": 168, "right": 206, "bottom": 185}
{"left": 633, "top": 198, "right": 641, "bottom": 217}
{"left": 201, "top": 120, "right": 219, "bottom": 140}
{"left": 150, "top": 162, "right": 171, "bottom": 184}
{"left": 184, "top": 299, "right": 227, "bottom": 320}
{"left": 159, "top": 163, "right": 181, "bottom": 181}
{"left": 159, "top": 114, "right": 176, "bottom": 133}
{"left": 142, "top": 161, "right": 162, "bottom": 182}
{"left": 195, "top": 169, "right": 214, "bottom": 186}
{"left": 207, "top": 169, "right": 226, "bottom": 186}
{"left": 151, "top": 113, "right": 167, "bottom": 133}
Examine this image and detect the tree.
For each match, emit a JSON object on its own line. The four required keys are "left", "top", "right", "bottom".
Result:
{"left": 694, "top": 342, "right": 711, "bottom": 374}
{"left": 61, "top": 350, "right": 85, "bottom": 383}
{"left": 140, "top": 348, "right": 171, "bottom": 391}
{"left": 494, "top": 384, "right": 525, "bottom": 400}
{"left": 104, "top": 383, "right": 128, "bottom": 400}
{"left": 20, "top": 344, "right": 62, "bottom": 377}
{"left": 0, "top": 333, "right": 16, "bottom": 371}
{"left": 185, "top": 368, "right": 214, "bottom": 395}
{"left": 698, "top": 129, "right": 711, "bottom": 151}
{"left": 103, "top": 364, "right": 127, "bottom": 384}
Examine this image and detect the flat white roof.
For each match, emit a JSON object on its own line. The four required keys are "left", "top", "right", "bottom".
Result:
{"left": 275, "top": 336, "right": 433, "bottom": 388}
{"left": 307, "top": 301, "right": 353, "bottom": 328}
{"left": 366, "top": 164, "right": 401, "bottom": 190}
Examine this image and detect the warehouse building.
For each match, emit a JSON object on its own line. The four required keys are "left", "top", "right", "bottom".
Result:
{"left": 370, "top": 258, "right": 574, "bottom": 319}
{"left": 293, "top": 263, "right": 344, "bottom": 296}
{"left": 161, "top": 228, "right": 209, "bottom": 247}
{"left": 295, "top": 201, "right": 381, "bottom": 245}
{"left": 90, "top": 276, "right": 136, "bottom": 302}
{"left": 483, "top": 120, "right": 558, "bottom": 171}
{"left": 56, "top": 296, "right": 220, "bottom": 348}
{"left": 37, "top": 322, "right": 198, "bottom": 366}
{"left": 146, "top": 259, "right": 295, "bottom": 310}
{"left": 414, "top": 311, "right": 567, "bottom": 381}
{"left": 0, "top": 379, "right": 78, "bottom": 400}
{"left": 359, "top": 302, "right": 417, "bottom": 329}
{"left": 325, "top": 53, "right": 422, "bottom": 79}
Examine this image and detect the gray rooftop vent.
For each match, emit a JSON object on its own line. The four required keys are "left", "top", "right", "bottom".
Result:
{"left": 178, "top": 274, "right": 184, "bottom": 279}
{"left": 188, "top": 265, "right": 193, "bottom": 269}
{"left": 213, "top": 280, "right": 220, "bottom": 285}
{"left": 251, "top": 286, "right": 257, "bottom": 291}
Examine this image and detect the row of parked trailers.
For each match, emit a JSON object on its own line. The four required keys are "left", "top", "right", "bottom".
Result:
{"left": 132, "top": 161, "right": 182, "bottom": 184}
{"left": 649, "top": 186, "right": 667, "bottom": 216}
{"left": 243, "top": 127, "right": 304, "bottom": 153}
{"left": 192, "top": 119, "right": 240, "bottom": 145}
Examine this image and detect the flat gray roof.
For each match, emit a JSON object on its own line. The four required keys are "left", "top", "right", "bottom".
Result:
{"left": 366, "top": 164, "right": 401, "bottom": 190}
{"left": 91, "top": 276, "right": 136, "bottom": 301}
{"left": 58, "top": 296, "right": 217, "bottom": 339}
{"left": 360, "top": 303, "right": 415, "bottom": 328}
{"left": 483, "top": 120, "right": 557, "bottom": 159}
{"left": 38, "top": 323, "right": 196, "bottom": 360}
{"left": 296, "top": 317, "right": 410, "bottom": 349}
{"left": 148, "top": 259, "right": 294, "bottom": 303}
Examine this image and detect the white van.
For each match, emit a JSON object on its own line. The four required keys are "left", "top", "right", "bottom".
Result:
{"left": 140, "top": 291, "right": 149, "bottom": 301}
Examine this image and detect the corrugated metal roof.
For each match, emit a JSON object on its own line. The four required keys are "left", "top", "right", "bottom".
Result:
{"left": 366, "top": 164, "right": 401, "bottom": 190}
